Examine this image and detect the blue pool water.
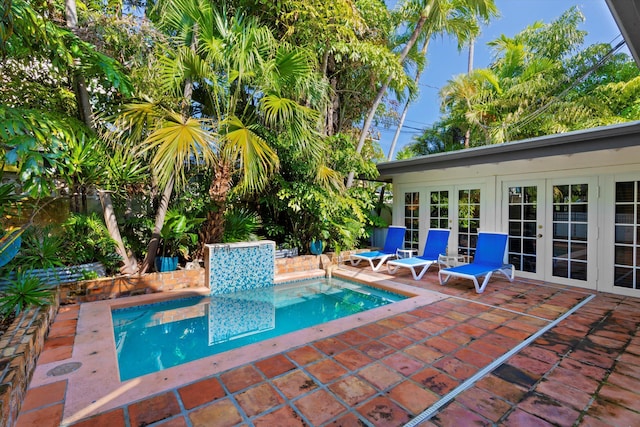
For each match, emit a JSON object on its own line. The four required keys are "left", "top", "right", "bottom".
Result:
{"left": 112, "top": 278, "right": 407, "bottom": 380}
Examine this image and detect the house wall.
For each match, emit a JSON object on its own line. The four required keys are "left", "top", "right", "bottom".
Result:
{"left": 388, "top": 145, "right": 640, "bottom": 297}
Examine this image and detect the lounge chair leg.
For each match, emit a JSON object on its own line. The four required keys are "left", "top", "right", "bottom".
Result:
{"left": 475, "top": 272, "right": 493, "bottom": 293}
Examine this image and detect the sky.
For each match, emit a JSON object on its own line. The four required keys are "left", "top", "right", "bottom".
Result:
{"left": 377, "top": 0, "right": 627, "bottom": 159}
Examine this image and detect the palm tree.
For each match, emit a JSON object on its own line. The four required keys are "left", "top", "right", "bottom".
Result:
{"left": 347, "top": 0, "right": 497, "bottom": 186}
{"left": 122, "top": 1, "right": 328, "bottom": 258}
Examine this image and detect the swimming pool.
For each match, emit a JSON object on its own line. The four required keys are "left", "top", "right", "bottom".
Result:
{"left": 112, "top": 277, "right": 407, "bottom": 380}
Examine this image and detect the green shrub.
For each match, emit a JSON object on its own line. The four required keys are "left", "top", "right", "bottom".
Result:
{"left": 0, "top": 273, "right": 54, "bottom": 316}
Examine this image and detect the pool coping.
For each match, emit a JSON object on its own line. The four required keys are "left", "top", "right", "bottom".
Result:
{"left": 29, "top": 270, "right": 446, "bottom": 424}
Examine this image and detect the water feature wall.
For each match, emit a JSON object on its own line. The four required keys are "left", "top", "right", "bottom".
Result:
{"left": 205, "top": 241, "right": 275, "bottom": 295}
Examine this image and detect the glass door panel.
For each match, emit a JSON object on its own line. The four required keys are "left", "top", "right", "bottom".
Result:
{"left": 458, "top": 188, "right": 481, "bottom": 257}
{"left": 403, "top": 192, "right": 420, "bottom": 251}
{"left": 507, "top": 186, "right": 538, "bottom": 273}
{"left": 551, "top": 183, "right": 589, "bottom": 281}
{"left": 429, "top": 190, "right": 449, "bottom": 229}
{"left": 614, "top": 181, "right": 640, "bottom": 289}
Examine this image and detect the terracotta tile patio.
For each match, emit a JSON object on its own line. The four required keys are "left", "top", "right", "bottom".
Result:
{"left": 15, "top": 264, "right": 640, "bottom": 427}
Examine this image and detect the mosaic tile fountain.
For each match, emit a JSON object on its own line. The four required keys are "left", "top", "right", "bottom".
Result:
{"left": 205, "top": 241, "right": 276, "bottom": 295}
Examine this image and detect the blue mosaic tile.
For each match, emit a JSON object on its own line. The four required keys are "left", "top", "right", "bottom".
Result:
{"left": 208, "top": 286, "right": 275, "bottom": 344}
{"left": 207, "top": 241, "right": 275, "bottom": 295}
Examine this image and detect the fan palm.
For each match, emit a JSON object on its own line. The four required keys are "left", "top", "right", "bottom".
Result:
{"left": 114, "top": 2, "right": 329, "bottom": 262}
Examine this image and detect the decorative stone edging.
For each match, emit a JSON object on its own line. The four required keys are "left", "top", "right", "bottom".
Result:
{"left": 0, "top": 294, "right": 60, "bottom": 427}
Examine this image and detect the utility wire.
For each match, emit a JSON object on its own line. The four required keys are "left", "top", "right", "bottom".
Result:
{"left": 499, "top": 37, "right": 627, "bottom": 133}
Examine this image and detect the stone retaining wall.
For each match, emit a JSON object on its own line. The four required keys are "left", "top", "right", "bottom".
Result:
{"left": 0, "top": 295, "right": 60, "bottom": 427}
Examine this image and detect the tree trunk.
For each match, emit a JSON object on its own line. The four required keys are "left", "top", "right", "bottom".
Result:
{"left": 464, "top": 38, "right": 474, "bottom": 148}
{"left": 140, "top": 174, "right": 174, "bottom": 273}
{"left": 346, "top": 14, "right": 428, "bottom": 188}
{"left": 98, "top": 191, "right": 138, "bottom": 274}
{"left": 387, "top": 40, "right": 430, "bottom": 161}
{"left": 197, "top": 160, "right": 232, "bottom": 257}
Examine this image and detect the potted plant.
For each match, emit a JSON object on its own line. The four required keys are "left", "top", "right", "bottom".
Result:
{"left": 156, "top": 209, "right": 202, "bottom": 272}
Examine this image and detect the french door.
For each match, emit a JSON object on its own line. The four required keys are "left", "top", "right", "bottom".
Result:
{"left": 426, "top": 185, "right": 482, "bottom": 256}
{"left": 503, "top": 182, "right": 546, "bottom": 280}
{"left": 502, "top": 178, "right": 596, "bottom": 287}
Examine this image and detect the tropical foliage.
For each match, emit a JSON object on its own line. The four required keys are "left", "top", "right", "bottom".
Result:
{"left": 2, "top": 0, "right": 638, "bottom": 279}
{"left": 405, "top": 7, "right": 640, "bottom": 156}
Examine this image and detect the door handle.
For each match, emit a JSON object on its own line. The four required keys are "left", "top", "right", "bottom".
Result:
{"left": 537, "top": 234, "right": 543, "bottom": 238}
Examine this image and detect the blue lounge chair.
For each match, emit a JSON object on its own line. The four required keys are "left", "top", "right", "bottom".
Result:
{"left": 387, "top": 228, "right": 450, "bottom": 280}
{"left": 438, "top": 232, "right": 514, "bottom": 293}
{"left": 350, "top": 225, "right": 406, "bottom": 271}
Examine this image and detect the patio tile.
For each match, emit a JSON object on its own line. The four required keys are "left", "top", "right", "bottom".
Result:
{"left": 20, "top": 380, "right": 66, "bottom": 412}
{"left": 15, "top": 404, "right": 64, "bottom": 427}
{"left": 455, "top": 322, "right": 487, "bottom": 338}
{"left": 66, "top": 408, "right": 126, "bottom": 427}
{"left": 492, "top": 364, "right": 538, "bottom": 388}
{"left": 467, "top": 340, "right": 506, "bottom": 359}
{"left": 430, "top": 315, "right": 460, "bottom": 329}
{"left": 380, "top": 332, "right": 414, "bottom": 349}
{"left": 382, "top": 353, "right": 424, "bottom": 376}
{"left": 388, "top": 381, "right": 439, "bottom": 414}
{"left": 606, "top": 371, "right": 640, "bottom": 392}
{"left": 358, "top": 323, "right": 392, "bottom": 338}
{"left": 333, "top": 348, "right": 373, "bottom": 371}
{"left": 357, "top": 395, "right": 411, "bottom": 427}
{"left": 254, "top": 354, "right": 296, "bottom": 378}
{"left": 378, "top": 316, "right": 413, "bottom": 330}
{"left": 494, "top": 325, "right": 531, "bottom": 341}
{"left": 178, "top": 377, "right": 225, "bottom": 410}
{"left": 358, "top": 362, "right": 403, "bottom": 391}
{"left": 328, "top": 375, "right": 377, "bottom": 406}
{"left": 411, "top": 367, "right": 459, "bottom": 396}
{"left": 569, "top": 348, "right": 617, "bottom": 369}
{"left": 235, "top": 383, "right": 283, "bottom": 417}
{"left": 306, "top": 359, "right": 348, "bottom": 383}
{"left": 329, "top": 412, "right": 370, "bottom": 427}
{"left": 423, "top": 336, "right": 459, "bottom": 355}
{"left": 188, "top": 398, "right": 243, "bottom": 427}
{"left": 507, "top": 354, "right": 553, "bottom": 377}
{"left": 273, "top": 370, "right": 318, "bottom": 399}
{"left": 152, "top": 417, "right": 189, "bottom": 427}
{"left": 519, "top": 345, "right": 562, "bottom": 365}
{"left": 614, "top": 361, "right": 640, "bottom": 379}
{"left": 584, "top": 399, "right": 640, "bottom": 426}
{"left": 220, "top": 365, "right": 264, "bottom": 393}
{"left": 404, "top": 343, "right": 445, "bottom": 364}
{"left": 335, "top": 329, "right": 371, "bottom": 346}
{"left": 47, "top": 319, "right": 78, "bottom": 338}
{"left": 294, "top": 389, "right": 347, "bottom": 425}
{"left": 558, "top": 357, "right": 608, "bottom": 381}
{"left": 430, "top": 402, "right": 491, "bottom": 427}
{"left": 597, "top": 383, "right": 640, "bottom": 410}
{"left": 37, "top": 344, "right": 73, "bottom": 364}
{"left": 475, "top": 374, "right": 526, "bottom": 403}
{"left": 456, "top": 386, "right": 512, "bottom": 422}
{"left": 398, "top": 325, "right": 433, "bottom": 341}
{"left": 358, "top": 341, "right": 395, "bottom": 359}
{"left": 433, "top": 356, "right": 477, "bottom": 381}
{"left": 128, "top": 392, "right": 181, "bottom": 427}
{"left": 252, "top": 406, "right": 306, "bottom": 427}
{"left": 467, "top": 317, "right": 500, "bottom": 331}
{"left": 55, "top": 305, "right": 80, "bottom": 321}
{"left": 518, "top": 393, "right": 580, "bottom": 426}
{"left": 454, "top": 347, "right": 494, "bottom": 368}
{"left": 286, "top": 345, "right": 324, "bottom": 366}
{"left": 314, "top": 337, "right": 350, "bottom": 356}
{"left": 501, "top": 408, "right": 555, "bottom": 427}
{"left": 535, "top": 378, "right": 592, "bottom": 410}
{"left": 439, "top": 329, "right": 473, "bottom": 346}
